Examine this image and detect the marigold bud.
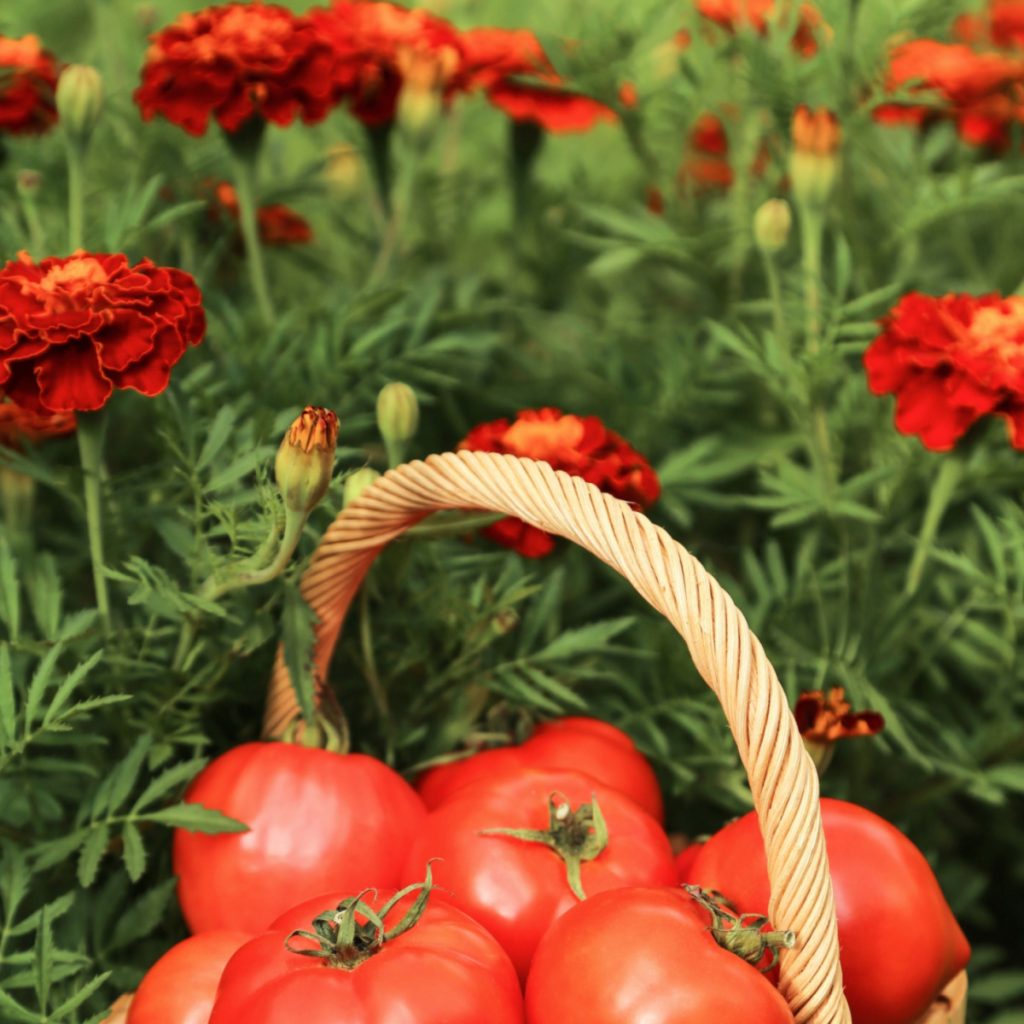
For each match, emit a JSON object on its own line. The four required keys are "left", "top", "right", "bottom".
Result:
{"left": 324, "top": 143, "right": 364, "bottom": 197}
{"left": 376, "top": 382, "right": 419, "bottom": 446}
{"left": 396, "top": 84, "right": 443, "bottom": 142}
{"left": 753, "top": 199, "right": 792, "bottom": 254}
{"left": 56, "top": 65, "right": 104, "bottom": 145}
{"left": 343, "top": 466, "right": 381, "bottom": 508}
{"left": 16, "top": 169, "right": 42, "bottom": 201}
{"left": 275, "top": 406, "right": 339, "bottom": 516}
{"left": 788, "top": 105, "right": 841, "bottom": 210}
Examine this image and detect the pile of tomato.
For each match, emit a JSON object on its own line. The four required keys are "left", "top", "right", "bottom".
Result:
{"left": 127, "top": 717, "right": 969, "bottom": 1023}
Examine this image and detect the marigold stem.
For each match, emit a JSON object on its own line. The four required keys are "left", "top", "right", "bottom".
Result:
{"left": 225, "top": 121, "right": 275, "bottom": 327}
{"left": 905, "top": 455, "right": 962, "bottom": 596}
{"left": 76, "top": 410, "right": 111, "bottom": 634}
{"left": 66, "top": 141, "right": 86, "bottom": 251}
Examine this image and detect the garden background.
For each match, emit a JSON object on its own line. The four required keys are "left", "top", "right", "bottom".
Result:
{"left": 1, "top": 0, "right": 1024, "bottom": 1019}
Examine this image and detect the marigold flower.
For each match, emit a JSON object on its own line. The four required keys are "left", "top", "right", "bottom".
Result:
{"left": 458, "top": 408, "right": 660, "bottom": 558}
{"left": 0, "top": 251, "right": 205, "bottom": 414}
{"left": 0, "top": 400, "right": 76, "bottom": 449}
{"left": 864, "top": 292, "right": 1024, "bottom": 451}
{"left": 678, "top": 110, "right": 770, "bottom": 191}
{"left": 310, "top": 0, "right": 462, "bottom": 126}
{"left": 135, "top": 3, "right": 338, "bottom": 135}
{"left": 875, "top": 39, "right": 1024, "bottom": 150}
{"left": 695, "top": 0, "right": 827, "bottom": 57}
{"left": 795, "top": 688, "right": 884, "bottom": 742}
{"left": 0, "top": 34, "right": 59, "bottom": 136}
{"left": 212, "top": 182, "right": 313, "bottom": 245}
{"left": 789, "top": 105, "right": 841, "bottom": 208}
{"left": 456, "top": 28, "right": 615, "bottom": 133}
{"left": 955, "top": 1, "right": 1024, "bottom": 50}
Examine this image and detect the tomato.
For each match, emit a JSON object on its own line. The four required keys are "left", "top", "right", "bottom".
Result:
{"left": 174, "top": 742, "right": 426, "bottom": 933}
{"left": 417, "top": 716, "right": 664, "bottom": 821}
{"left": 401, "top": 766, "right": 677, "bottom": 979}
{"left": 127, "top": 930, "right": 251, "bottom": 1024}
{"left": 675, "top": 840, "right": 704, "bottom": 882}
{"left": 209, "top": 879, "right": 524, "bottom": 1023}
{"left": 688, "top": 797, "right": 971, "bottom": 1024}
{"left": 525, "top": 886, "right": 795, "bottom": 1023}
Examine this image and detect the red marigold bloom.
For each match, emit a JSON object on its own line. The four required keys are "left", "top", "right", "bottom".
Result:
{"left": 955, "top": 1, "right": 1024, "bottom": 50}
{"left": 0, "top": 34, "right": 59, "bottom": 136}
{"left": 0, "top": 252, "right": 205, "bottom": 414}
{"left": 458, "top": 408, "right": 660, "bottom": 558}
{"left": 795, "top": 688, "right": 884, "bottom": 743}
{"left": 0, "top": 400, "right": 75, "bottom": 448}
{"left": 135, "top": 3, "right": 337, "bottom": 136}
{"left": 876, "top": 39, "right": 1024, "bottom": 149}
{"left": 695, "top": 0, "right": 827, "bottom": 57}
{"left": 456, "top": 28, "right": 615, "bottom": 133}
{"left": 310, "top": 0, "right": 461, "bottom": 126}
{"left": 213, "top": 182, "right": 313, "bottom": 245}
{"left": 864, "top": 292, "right": 1024, "bottom": 450}
{"left": 678, "top": 110, "right": 771, "bottom": 191}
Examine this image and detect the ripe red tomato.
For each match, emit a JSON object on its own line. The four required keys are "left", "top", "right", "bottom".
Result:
{"left": 127, "top": 930, "right": 251, "bottom": 1024}
{"left": 209, "top": 883, "right": 524, "bottom": 1023}
{"left": 525, "top": 886, "right": 795, "bottom": 1023}
{"left": 417, "top": 716, "right": 664, "bottom": 821}
{"left": 688, "top": 797, "right": 970, "bottom": 1024}
{"left": 402, "top": 766, "right": 677, "bottom": 979}
{"left": 675, "top": 840, "right": 704, "bottom": 882}
{"left": 174, "top": 742, "right": 426, "bottom": 933}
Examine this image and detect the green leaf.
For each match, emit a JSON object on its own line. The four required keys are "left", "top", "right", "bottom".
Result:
{"left": 0, "top": 644, "right": 15, "bottom": 748}
{"left": 77, "top": 826, "right": 110, "bottom": 888}
{"left": 143, "top": 803, "right": 249, "bottom": 833}
{"left": 281, "top": 582, "right": 318, "bottom": 725}
{"left": 120, "top": 822, "right": 146, "bottom": 882}
{"left": 0, "top": 539, "right": 20, "bottom": 641}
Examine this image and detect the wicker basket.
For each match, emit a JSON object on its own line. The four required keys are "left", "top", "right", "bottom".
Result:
{"left": 264, "top": 450, "right": 968, "bottom": 1024}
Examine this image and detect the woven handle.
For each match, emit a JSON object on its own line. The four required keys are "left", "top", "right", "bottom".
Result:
{"left": 264, "top": 450, "right": 850, "bottom": 1023}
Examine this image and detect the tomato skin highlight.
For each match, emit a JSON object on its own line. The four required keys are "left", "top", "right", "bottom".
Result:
{"left": 173, "top": 743, "right": 427, "bottom": 933}
{"left": 416, "top": 716, "right": 664, "bottom": 821}
{"left": 127, "top": 930, "right": 251, "bottom": 1024}
{"left": 688, "top": 797, "right": 970, "bottom": 1024}
{"left": 525, "top": 886, "right": 795, "bottom": 1024}
{"left": 209, "top": 888, "right": 525, "bottom": 1024}
{"left": 402, "top": 766, "right": 677, "bottom": 980}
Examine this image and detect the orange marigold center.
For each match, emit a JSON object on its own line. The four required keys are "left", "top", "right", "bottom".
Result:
{"left": 190, "top": 8, "right": 294, "bottom": 64}
{"left": 503, "top": 415, "right": 586, "bottom": 461}
{"left": 965, "top": 300, "right": 1024, "bottom": 369}
{"left": 19, "top": 254, "right": 110, "bottom": 314}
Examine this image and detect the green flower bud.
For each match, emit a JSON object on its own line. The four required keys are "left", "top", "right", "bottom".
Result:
{"left": 343, "top": 466, "right": 382, "bottom": 508}
{"left": 275, "top": 406, "right": 339, "bottom": 516}
{"left": 753, "top": 199, "right": 792, "bottom": 255}
{"left": 56, "top": 65, "right": 104, "bottom": 146}
{"left": 376, "top": 382, "right": 419, "bottom": 446}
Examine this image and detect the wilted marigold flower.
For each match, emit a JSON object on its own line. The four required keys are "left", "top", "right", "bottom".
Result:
{"left": 456, "top": 28, "right": 615, "bottom": 133}
{"left": 795, "top": 688, "right": 884, "bottom": 743}
{"left": 135, "top": 3, "right": 338, "bottom": 135}
{"left": 0, "top": 251, "right": 205, "bottom": 414}
{"left": 458, "top": 408, "right": 660, "bottom": 558}
{"left": 310, "top": 0, "right": 462, "bottom": 126}
{"left": 0, "top": 34, "right": 59, "bottom": 136}
{"left": 0, "top": 400, "right": 75, "bottom": 449}
{"left": 864, "top": 292, "right": 1024, "bottom": 451}
{"left": 212, "top": 182, "right": 313, "bottom": 245}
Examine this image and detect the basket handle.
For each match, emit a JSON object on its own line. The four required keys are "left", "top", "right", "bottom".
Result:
{"left": 264, "top": 450, "right": 850, "bottom": 1024}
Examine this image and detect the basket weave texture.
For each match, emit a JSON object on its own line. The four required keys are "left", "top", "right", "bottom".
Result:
{"left": 264, "top": 450, "right": 967, "bottom": 1024}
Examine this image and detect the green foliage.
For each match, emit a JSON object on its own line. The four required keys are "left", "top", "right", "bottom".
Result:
{"left": 1, "top": 0, "right": 1023, "bottom": 1018}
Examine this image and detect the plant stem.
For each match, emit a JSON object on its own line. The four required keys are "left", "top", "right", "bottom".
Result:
{"left": 76, "top": 410, "right": 111, "bottom": 634}
{"left": 509, "top": 120, "right": 544, "bottom": 227}
{"left": 406, "top": 510, "right": 504, "bottom": 538}
{"left": 225, "top": 121, "right": 275, "bottom": 327}
{"left": 905, "top": 455, "right": 963, "bottom": 596}
{"left": 762, "top": 252, "right": 791, "bottom": 362}
{"left": 66, "top": 141, "right": 86, "bottom": 251}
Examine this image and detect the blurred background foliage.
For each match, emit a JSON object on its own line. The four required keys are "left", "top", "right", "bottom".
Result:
{"left": 2, "top": 0, "right": 1024, "bottom": 1019}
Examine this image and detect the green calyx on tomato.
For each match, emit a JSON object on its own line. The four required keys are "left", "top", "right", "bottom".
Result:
{"left": 480, "top": 792, "right": 608, "bottom": 900}
{"left": 284, "top": 864, "right": 435, "bottom": 970}
{"left": 684, "top": 885, "right": 795, "bottom": 972}
{"left": 279, "top": 700, "right": 350, "bottom": 754}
